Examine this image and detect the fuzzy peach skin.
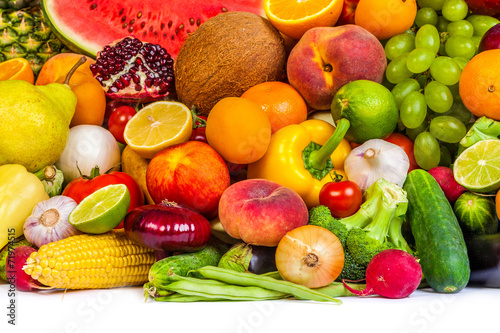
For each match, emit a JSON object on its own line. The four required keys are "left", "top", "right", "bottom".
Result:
{"left": 287, "top": 24, "right": 387, "bottom": 110}
{"left": 218, "top": 179, "right": 309, "bottom": 247}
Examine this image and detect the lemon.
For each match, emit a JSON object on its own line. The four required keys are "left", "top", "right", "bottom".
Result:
{"left": 68, "top": 184, "right": 131, "bottom": 234}
{"left": 123, "top": 101, "right": 193, "bottom": 159}
{"left": 453, "top": 139, "right": 500, "bottom": 193}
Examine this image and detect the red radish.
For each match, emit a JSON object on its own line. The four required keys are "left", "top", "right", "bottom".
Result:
{"left": 10, "top": 246, "right": 42, "bottom": 291}
{"left": 427, "top": 166, "right": 467, "bottom": 203}
{"left": 342, "top": 249, "right": 422, "bottom": 299}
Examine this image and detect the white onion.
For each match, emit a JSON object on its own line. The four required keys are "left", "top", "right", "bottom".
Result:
{"left": 56, "top": 125, "right": 121, "bottom": 184}
{"left": 23, "top": 195, "right": 81, "bottom": 247}
{"left": 344, "top": 139, "right": 410, "bottom": 190}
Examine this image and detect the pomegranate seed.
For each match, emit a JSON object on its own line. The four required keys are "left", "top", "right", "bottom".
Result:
{"left": 92, "top": 36, "right": 175, "bottom": 101}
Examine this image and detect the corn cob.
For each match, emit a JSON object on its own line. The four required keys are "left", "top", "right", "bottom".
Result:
{"left": 23, "top": 230, "right": 155, "bottom": 290}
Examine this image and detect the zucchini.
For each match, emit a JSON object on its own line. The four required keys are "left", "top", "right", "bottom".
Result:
{"left": 403, "top": 169, "right": 470, "bottom": 293}
{"left": 148, "top": 238, "right": 230, "bottom": 288}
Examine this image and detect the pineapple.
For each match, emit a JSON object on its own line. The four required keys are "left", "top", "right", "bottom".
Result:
{"left": 0, "top": 0, "right": 39, "bottom": 10}
{"left": 0, "top": 6, "right": 67, "bottom": 75}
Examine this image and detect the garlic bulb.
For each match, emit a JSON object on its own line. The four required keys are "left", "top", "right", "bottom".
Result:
{"left": 23, "top": 195, "right": 81, "bottom": 248}
{"left": 344, "top": 139, "right": 410, "bottom": 190}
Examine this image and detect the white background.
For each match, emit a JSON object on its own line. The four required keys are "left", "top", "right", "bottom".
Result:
{"left": 1, "top": 282, "right": 500, "bottom": 333}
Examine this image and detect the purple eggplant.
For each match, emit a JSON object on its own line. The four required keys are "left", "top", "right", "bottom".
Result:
{"left": 465, "top": 232, "right": 500, "bottom": 287}
{"left": 218, "top": 242, "right": 277, "bottom": 274}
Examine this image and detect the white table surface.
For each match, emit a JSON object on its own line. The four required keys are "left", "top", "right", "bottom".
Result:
{"left": 1, "top": 282, "right": 500, "bottom": 333}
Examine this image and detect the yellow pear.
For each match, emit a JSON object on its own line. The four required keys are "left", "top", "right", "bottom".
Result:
{"left": 0, "top": 57, "right": 86, "bottom": 172}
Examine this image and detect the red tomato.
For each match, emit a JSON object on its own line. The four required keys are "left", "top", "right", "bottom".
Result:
{"left": 62, "top": 166, "right": 145, "bottom": 228}
{"left": 190, "top": 115, "right": 207, "bottom": 143}
{"left": 108, "top": 106, "right": 136, "bottom": 144}
{"left": 319, "top": 180, "right": 362, "bottom": 218}
{"left": 384, "top": 133, "right": 419, "bottom": 172}
{"left": 103, "top": 100, "right": 134, "bottom": 129}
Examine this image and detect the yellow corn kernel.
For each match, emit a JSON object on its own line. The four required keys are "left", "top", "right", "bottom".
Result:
{"left": 42, "top": 267, "right": 51, "bottom": 277}
{"left": 22, "top": 230, "right": 155, "bottom": 290}
{"left": 39, "top": 258, "right": 49, "bottom": 268}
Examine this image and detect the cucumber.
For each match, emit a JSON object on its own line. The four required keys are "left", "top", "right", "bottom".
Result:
{"left": 148, "top": 238, "right": 230, "bottom": 288}
{"left": 403, "top": 169, "right": 470, "bottom": 293}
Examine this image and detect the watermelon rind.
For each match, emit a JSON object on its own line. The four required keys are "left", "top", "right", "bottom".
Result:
{"left": 39, "top": 0, "right": 265, "bottom": 59}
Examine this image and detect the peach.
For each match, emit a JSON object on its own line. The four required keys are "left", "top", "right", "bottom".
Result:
{"left": 218, "top": 179, "right": 309, "bottom": 247}
{"left": 35, "top": 53, "right": 95, "bottom": 85}
{"left": 146, "top": 140, "right": 230, "bottom": 219}
{"left": 286, "top": 25, "right": 387, "bottom": 110}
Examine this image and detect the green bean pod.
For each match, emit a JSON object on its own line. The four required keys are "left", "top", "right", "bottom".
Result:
{"left": 155, "top": 294, "right": 228, "bottom": 302}
{"left": 165, "top": 279, "right": 288, "bottom": 301}
{"left": 191, "top": 266, "right": 342, "bottom": 304}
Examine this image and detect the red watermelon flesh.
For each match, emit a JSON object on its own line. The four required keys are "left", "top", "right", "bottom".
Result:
{"left": 41, "top": 0, "right": 265, "bottom": 59}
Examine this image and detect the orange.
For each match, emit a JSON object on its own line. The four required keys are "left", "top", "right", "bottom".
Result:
{"left": 0, "top": 58, "right": 34, "bottom": 84}
{"left": 354, "top": 0, "right": 417, "bottom": 40}
{"left": 241, "top": 81, "right": 308, "bottom": 133}
{"left": 459, "top": 49, "right": 500, "bottom": 121}
{"left": 264, "top": 0, "right": 344, "bottom": 40}
{"left": 55, "top": 72, "right": 106, "bottom": 127}
{"left": 35, "top": 53, "right": 95, "bottom": 86}
{"left": 205, "top": 97, "right": 272, "bottom": 164}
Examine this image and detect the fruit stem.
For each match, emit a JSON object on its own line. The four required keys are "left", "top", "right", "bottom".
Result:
{"left": 308, "top": 118, "right": 350, "bottom": 171}
{"left": 64, "top": 56, "right": 87, "bottom": 85}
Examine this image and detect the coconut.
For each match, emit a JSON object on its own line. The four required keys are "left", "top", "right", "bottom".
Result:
{"left": 174, "top": 12, "right": 287, "bottom": 115}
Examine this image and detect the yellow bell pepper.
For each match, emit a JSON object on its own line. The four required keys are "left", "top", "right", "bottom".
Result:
{"left": 0, "top": 164, "right": 49, "bottom": 250}
{"left": 247, "top": 119, "right": 351, "bottom": 208}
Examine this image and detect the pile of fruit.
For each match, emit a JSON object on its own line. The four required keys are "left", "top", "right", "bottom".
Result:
{"left": 1, "top": 0, "right": 500, "bottom": 302}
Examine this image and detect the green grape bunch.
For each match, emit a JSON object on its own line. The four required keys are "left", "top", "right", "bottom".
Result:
{"left": 382, "top": 0, "right": 499, "bottom": 171}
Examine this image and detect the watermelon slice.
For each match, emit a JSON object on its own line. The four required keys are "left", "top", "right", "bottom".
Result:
{"left": 41, "top": 0, "right": 265, "bottom": 59}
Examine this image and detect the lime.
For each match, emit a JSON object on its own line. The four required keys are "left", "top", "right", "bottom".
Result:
{"left": 453, "top": 139, "right": 500, "bottom": 193}
{"left": 68, "top": 184, "right": 131, "bottom": 234}
{"left": 331, "top": 80, "right": 399, "bottom": 143}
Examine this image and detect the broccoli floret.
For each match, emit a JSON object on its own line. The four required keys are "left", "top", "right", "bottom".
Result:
{"left": 337, "top": 249, "right": 367, "bottom": 282}
{"left": 308, "top": 205, "right": 349, "bottom": 246}
{"left": 342, "top": 178, "right": 411, "bottom": 267}
{"left": 346, "top": 228, "right": 395, "bottom": 267}
{"left": 458, "top": 116, "right": 500, "bottom": 155}
{"left": 308, "top": 179, "right": 412, "bottom": 281}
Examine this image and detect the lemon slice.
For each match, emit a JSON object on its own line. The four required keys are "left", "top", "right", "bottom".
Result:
{"left": 264, "top": 0, "right": 344, "bottom": 40}
{"left": 453, "top": 139, "right": 500, "bottom": 193}
{"left": 68, "top": 184, "right": 131, "bottom": 234}
{"left": 123, "top": 101, "right": 193, "bottom": 159}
